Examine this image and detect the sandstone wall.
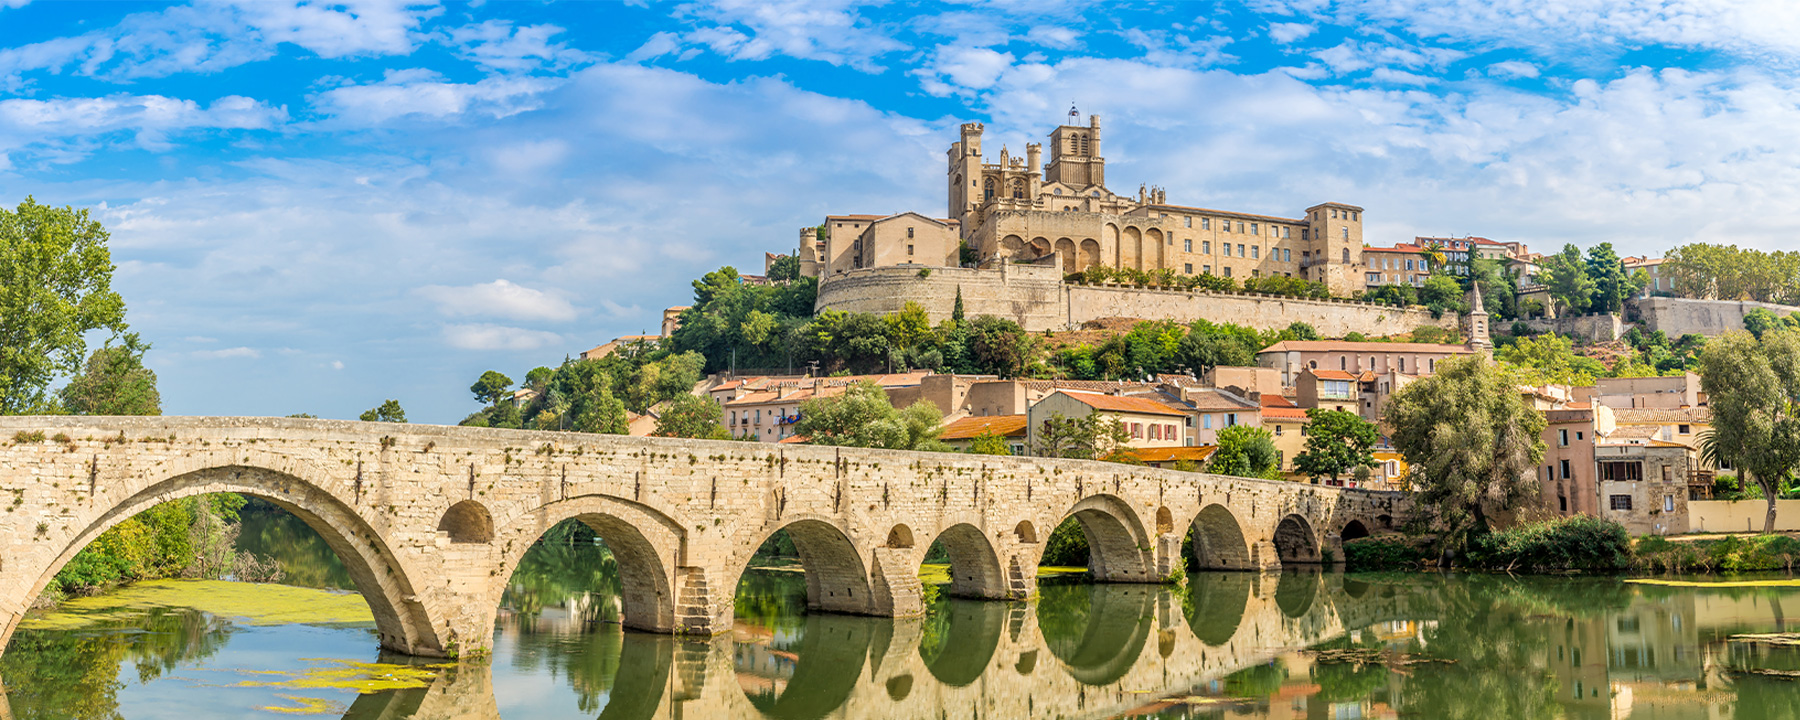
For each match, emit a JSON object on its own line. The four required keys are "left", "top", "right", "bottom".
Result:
{"left": 815, "top": 262, "right": 1456, "bottom": 336}
{"left": 1522, "top": 313, "right": 1623, "bottom": 342}
{"left": 1636, "top": 296, "right": 1800, "bottom": 337}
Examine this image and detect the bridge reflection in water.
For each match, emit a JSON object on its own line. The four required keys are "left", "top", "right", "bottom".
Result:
{"left": 17, "top": 571, "right": 1800, "bottom": 719}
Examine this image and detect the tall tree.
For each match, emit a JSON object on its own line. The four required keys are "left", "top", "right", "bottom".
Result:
{"left": 470, "top": 370, "right": 514, "bottom": 406}
{"left": 1584, "top": 242, "right": 1642, "bottom": 314}
{"left": 1385, "top": 356, "right": 1545, "bottom": 543}
{"left": 360, "top": 400, "right": 408, "bottom": 423}
{"left": 792, "top": 380, "right": 943, "bottom": 450}
{"left": 1697, "top": 329, "right": 1800, "bottom": 533}
{"left": 1208, "top": 425, "right": 1280, "bottom": 479}
{"left": 0, "top": 198, "right": 128, "bottom": 414}
{"left": 1539, "top": 243, "right": 1595, "bottom": 316}
{"left": 652, "top": 393, "right": 730, "bottom": 439}
{"left": 58, "top": 332, "right": 160, "bottom": 416}
{"left": 1292, "top": 409, "right": 1378, "bottom": 484}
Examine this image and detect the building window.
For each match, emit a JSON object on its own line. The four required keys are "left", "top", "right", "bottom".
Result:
{"left": 1662, "top": 464, "right": 1672, "bottom": 481}
{"left": 1252, "top": 269, "right": 1260, "bottom": 277}
{"left": 1610, "top": 495, "right": 1633, "bottom": 511}
{"left": 1283, "top": 249, "right": 1291, "bottom": 262}
{"left": 1342, "top": 248, "right": 1350, "bottom": 262}
{"left": 1184, "top": 263, "right": 1193, "bottom": 274}
{"left": 1237, "top": 243, "right": 1246, "bottom": 256}
{"left": 1560, "top": 459, "right": 1571, "bottom": 479}
{"left": 1226, "top": 413, "right": 1237, "bottom": 426}
{"left": 1223, "top": 266, "right": 1232, "bottom": 277}
{"left": 1184, "top": 238, "right": 1192, "bottom": 252}
{"left": 906, "top": 227, "right": 914, "bottom": 238}
{"left": 1054, "top": 188, "right": 1062, "bottom": 195}
{"left": 1342, "top": 228, "right": 1349, "bottom": 240}
{"left": 1560, "top": 496, "right": 1568, "bottom": 512}
{"left": 1600, "top": 461, "right": 1643, "bottom": 481}
{"left": 1274, "top": 425, "right": 1283, "bottom": 436}
{"left": 1283, "top": 227, "right": 1291, "bottom": 239}
{"left": 1203, "top": 241, "right": 1211, "bottom": 254}
{"left": 1202, "top": 414, "right": 1212, "bottom": 429}
{"left": 1559, "top": 429, "right": 1569, "bottom": 447}
{"left": 1678, "top": 424, "right": 1690, "bottom": 434}
{"left": 1202, "top": 265, "right": 1211, "bottom": 274}
{"left": 1202, "top": 218, "right": 1211, "bottom": 230}
{"left": 1184, "top": 217, "right": 1192, "bottom": 228}
{"left": 1664, "top": 495, "right": 1674, "bottom": 513}
{"left": 1238, "top": 222, "right": 1246, "bottom": 233}
{"left": 1406, "top": 259, "right": 1415, "bottom": 270}
{"left": 1251, "top": 223, "right": 1259, "bottom": 235}
{"left": 1251, "top": 246, "right": 1260, "bottom": 259}
{"left": 907, "top": 244, "right": 914, "bottom": 256}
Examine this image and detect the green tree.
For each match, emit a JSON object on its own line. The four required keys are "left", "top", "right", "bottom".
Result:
{"left": 0, "top": 198, "right": 129, "bottom": 414}
{"left": 1292, "top": 409, "right": 1378, "bottom": 484}
{"left": 1385, "top": 356, "right": 1546, "bottom": 542}
{"left": 523, "top": 366, "right": 555, "bottom": 391}
{"left": 58, "top": 332, "right": 160, "bottom": 416}
{"left": 470, "top": 370, "right": 514, "bottom": 406}
{"left": 1697, "top": 329, "right": 1800, "bottom": 533}
{"left": 792, "top": 380, "right": 943, "bottom": 450}
{"left": 1495, "top": 333, "right": 1607, "bottom": 385}
{"left": 1540, "top": 243, "right": 1595, "bottom": 316}
{"left": 1745, "top": 307, "right": 1784, "bottom": 340}
{"left": 967, "top": 429, "right": 1011, "bottom": 456}
{"left": 965, "top": 315, "right": 1034, "bottom": 378}
{"left": 885, "top": 301, "right": 933, "bottom": 351}
{"left": 1584, "top": 242, "right": 1641, "bottom": 314}
{"left": 359, "top": 399, "right": 408, "bottom": 423}
{"left": 767, "top": 253, "right": 800, "bottom": 282}
{"left": 1208, "top": 425, "right": 1280, "bottom": 479}
{"left": 1419, "top": 274, "right": 1465, "bottom": 316}
{"left": 652, "top": 393, "right": 730, "bottom": 439}
{"left": 1030, "top": 411, "right": 1128, "bottom": 460}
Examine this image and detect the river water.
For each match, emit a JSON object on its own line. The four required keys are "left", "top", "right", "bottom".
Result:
{"left": 7, "top": 509, "right": 1800, "bottom": 719}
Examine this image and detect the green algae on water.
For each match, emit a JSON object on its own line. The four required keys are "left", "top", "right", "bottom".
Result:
{"left": 1625, "top": 578, "right": 1800, "bottom": 588}
{"left": 228, "top": 657, "right": 450, "bottom": 694}
{"left": 258, "top": 694, "right": 344, "bottom": 715}
{"left": 21, "top": 579, "right": 375, "bottom": 631}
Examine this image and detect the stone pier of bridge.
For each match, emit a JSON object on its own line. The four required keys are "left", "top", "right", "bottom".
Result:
{"left": 0, "top": 417, "right": 1408, "bottom": 658}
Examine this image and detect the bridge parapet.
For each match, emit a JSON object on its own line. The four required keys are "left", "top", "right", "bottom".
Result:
{"left": 0, "top": 416, "right": 1411, "bottom": 658}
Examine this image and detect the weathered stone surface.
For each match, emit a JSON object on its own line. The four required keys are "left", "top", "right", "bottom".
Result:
{"left": 0, "top": 416, "right": 1409, "bottom": 659}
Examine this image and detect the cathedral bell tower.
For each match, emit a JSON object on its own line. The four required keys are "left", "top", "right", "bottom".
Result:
{"left": 1045, "top": 105, "right": 1103, "bottom": 188}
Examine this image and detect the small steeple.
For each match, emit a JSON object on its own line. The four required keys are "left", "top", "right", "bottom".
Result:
{"left": 1467, "top": 282, "right": 1491, "bottom": 351}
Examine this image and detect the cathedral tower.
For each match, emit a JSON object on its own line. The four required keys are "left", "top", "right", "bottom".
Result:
{"left": 1045, "top": 107, "right": 1104, "bottom": 188}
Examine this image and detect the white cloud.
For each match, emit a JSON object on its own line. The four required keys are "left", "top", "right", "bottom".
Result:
{"left": 1268, "top": 22, "right": 1316, "bottom": 43}
{"left": 0, "top": 1, "right": 441, "bottom": 90}
{"left": 0, "top": 93, "right": 287, "bottom": 160}
{"left": 1488, "top": 60, "right": 1540, "bottom": 79}
{"left": 446, "top": 20, "right": 592, "bottom": 71}
{"left": 414, "top": 279, "right": 578, "bottom": 322}
{"left": 671, "top": 0, "right": 907, "bottom": 71}
{"left": 1370, "top": 68, "right": 1433, "bottom": 85}
{"left": 1025, "top": 25, "right": 1081, "bottom": 50}
{"left": 442, "top": 323, "right": 562, "bottom": 351}
{"left": 310, "top": 70, "right": 560, "bottom": 124}
{"left": 915, "top": 46, "right": 1016, "bottom": 96}
{"left": 194, "top": 346, "right": 262, "bottom": 359}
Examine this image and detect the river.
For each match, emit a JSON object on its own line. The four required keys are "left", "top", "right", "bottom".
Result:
{"left": 6, "top": 507, "right": 1800, "bottom": 719}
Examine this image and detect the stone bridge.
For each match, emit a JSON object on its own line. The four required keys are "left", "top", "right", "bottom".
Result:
{"left": 0, "top": 417, "right": 1408, "bottom": 658}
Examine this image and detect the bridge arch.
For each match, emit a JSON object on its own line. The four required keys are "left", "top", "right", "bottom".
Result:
{"left": 1273, "top": 513, "right": 1320, "bottom": 565}
{"left": 1040, "top": 583, "right": 1155, "bottom": 686}
{"left": 439, "top": 500, "right": 494, "bottom": 543}
{"left": 927, "top": 523, "right": 1006, "bottom": 600}
{"left": 5, "top": 464, "right": 440, "bottom": 656}
{"left": 1340, "top": 519, "right": 1370, "bottom": 542}
{"left": 1188, "top": 504, "right": 1252, "bottom": 570}
{"left": 730, "top": 516, "right": 874, "bottom": 616}
{"left": 487, "top": 493, "right": 684, "bottom": 633}
{"left": 1056, "top": 494, "right": 1154, "bottom": 582}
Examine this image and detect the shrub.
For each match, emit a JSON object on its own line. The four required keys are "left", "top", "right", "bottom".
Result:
{"left": 1467, "top": 516, "right": 1631, "bottom": 572}
{"left": 1635, "top": 534, "right": 1800, "bottom": 573}
{"left": 1343, "top": 536, "right": 1426, "bottom": 571}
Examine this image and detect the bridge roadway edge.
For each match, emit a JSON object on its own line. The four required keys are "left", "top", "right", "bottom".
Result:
{"left": 0, "top": 416, "right": 1411, "bottom": 659}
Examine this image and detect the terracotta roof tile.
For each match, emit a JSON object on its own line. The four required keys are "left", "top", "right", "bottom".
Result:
{"left": 939, "top": 415, "right": 1029, "bottom": 440}
{"left": 1054, "top": 391, "right": 1189, "bottom": 417}
{"left": 1260, "top": 340, "right": 1473, "bottom": 355}
{"left": 1131, "top": 446, "right": 1219, "bottom": 463}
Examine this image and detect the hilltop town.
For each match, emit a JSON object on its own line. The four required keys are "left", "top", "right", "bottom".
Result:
{"left": 483, "top": 110, "right": 1800, "bottom": 541}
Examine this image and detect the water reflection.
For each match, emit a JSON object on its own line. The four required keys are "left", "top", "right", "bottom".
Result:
{"left": 20, "top": 518, "right": 1800, "bottom": 719}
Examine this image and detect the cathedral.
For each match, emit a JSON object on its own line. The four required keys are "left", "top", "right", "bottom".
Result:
{"left": 800, "top": 108, "right": 1374, "bottom": 297}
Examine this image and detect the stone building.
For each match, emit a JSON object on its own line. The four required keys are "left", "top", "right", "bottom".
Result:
{"left": 799, "top": 108, "right": 1390, "bottom": 297}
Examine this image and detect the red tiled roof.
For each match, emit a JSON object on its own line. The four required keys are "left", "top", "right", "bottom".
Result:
{"left": 1055, "top": 391, "right": 1188, "bottom": 417}
{"left": 1131, "top": 446, "right": 1219, "bottom": 463}
{"left": 1260, "top": 341, "right": 1473, "bottom": 354}
{"left": 939, "top": 415, "right": 1029, "bottom": 440}
{"left": 1262, "top": 407, "right": 1309, "bottom": 421}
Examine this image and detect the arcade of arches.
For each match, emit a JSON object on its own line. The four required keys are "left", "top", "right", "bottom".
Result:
{"left": 0, "top": 416, "right": 1406, "bottom": 658}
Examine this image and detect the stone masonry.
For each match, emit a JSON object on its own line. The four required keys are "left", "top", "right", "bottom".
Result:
{"left": 0, "top": 416, "right": 1408, "bottom": 659}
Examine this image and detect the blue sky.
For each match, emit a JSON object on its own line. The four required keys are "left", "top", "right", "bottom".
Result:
{"left": 3, "top": 0, "right": 1797, "bottom": 424}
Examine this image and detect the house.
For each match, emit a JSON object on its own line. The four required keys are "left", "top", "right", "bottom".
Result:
{"left": 1261, "top": 401, "right": 1308, "bottom": 479}
{"left": 714, "top": 372, "right": 934, "bottom": 442}
{"left": 1026, "top": 390, "right": 1189, "bottom": 453}
{"left": 938, "top": 415, "right": 1028, "bottom": 455}
{"left": 1178, "top": 387, "right": 1260, "bottom": 446}
{"left": 1257, "top": 340, "right": 1475, "bottom": 389}
{"left": 579, "top": 335, "right": 661, "bottom": 361}
{"left": 1540, "top": 408, "right": 1601, "bottom": 516}
{"left": 1594, "top": 373, "right": 1705, "bottom": 410}
{"left": 1595, "top": 434, "right": 1696, "bottom": 536}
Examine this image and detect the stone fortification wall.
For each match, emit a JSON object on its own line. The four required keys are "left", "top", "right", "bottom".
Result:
{"left": 1523, "top": 313, "right": 1623, "bottom": 342}
{"left": 1636, "top": 296, "right": 1800, "bottom": 337}
{"left": 816, "top": 262, "right": 1455, "bottom": 335}
{"left": 814, "top": 262, "right": 1065, "bottom": 330}
{"left": 1066, "top": 284, "right": 1455, "bottom": 337}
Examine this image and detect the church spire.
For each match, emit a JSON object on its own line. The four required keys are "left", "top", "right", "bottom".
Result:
{"left": 1467, "top": 281, "right": 1491, "bottom": 351}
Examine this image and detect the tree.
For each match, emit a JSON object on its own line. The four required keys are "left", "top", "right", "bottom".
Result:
{"left": 1744, "top": 307, "right": 1783, "bottom": 340}
{"left": 470, "top": 370, "right": 514, "bottom": 406}
{"left": 1540, "top": 243, "right": 1594, "bottom": 316}
{"left": 1284, "top": 322, "right": 1320, "bottom": 341}
{"left": 1208, "top": 425, "right": 1279, "bottom": 479}
{"left": 1697, "top": 329, "right": 1800, "bottom": 533}
{"left": 0, "top": 198, "right": 128, "bottom": 414}
{"left": 652, "top": 394, "right": 730, "bottom": 439}
{"left": 1292, "top": 409, "right": 1378, "bottom": 484}
{"left": 1495, "top": 333, "right": 1607, "bottom": 385}
{"left": 1584, "top": 242, "right": 1641, "bottom": 314}
{"left": 58, "top": 333, "right": 159, "bottom": 416}
{"left": 951, "top": 286, "right": 966, "bottom": 323}
{"left": 1419, "top": 274, "right": 1465, "bottom": 316}
{"left": 1384, "top": 356, "right": 1545, "bottom": 543}
{"left": 767, "top": 254, "right": 800, "bottom": 282}
{"left": 965, "top": 315, "right": 1034, "bottom": 378}
{"left": 1030, "top": 411, "right": 1129, "bottom": 460}
{"left": 792, "top": 380, "right": 943, "bottom": 450}
{"left": 967, "top": 429, "right": 1012, "bottom": 456}
{"left": 523, "top": 366, "right": 555, "bottom": 391}
{"left": 359, "top": 400, "right": 407, "bottom": 423}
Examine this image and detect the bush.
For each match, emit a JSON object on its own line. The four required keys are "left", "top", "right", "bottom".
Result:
{"left": 1634, "top": 534, "right": 1800, "bottom": 572}
{"left": 1467, "top": 516, "right": 1631, "bottom": 572}
{"left": 1343, "top": 536, "right": 1427, "bottom": 571}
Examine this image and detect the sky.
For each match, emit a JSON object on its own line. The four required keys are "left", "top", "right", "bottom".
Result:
{"left": 3, "top": 0, "right": 1799, "bottom": 424}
